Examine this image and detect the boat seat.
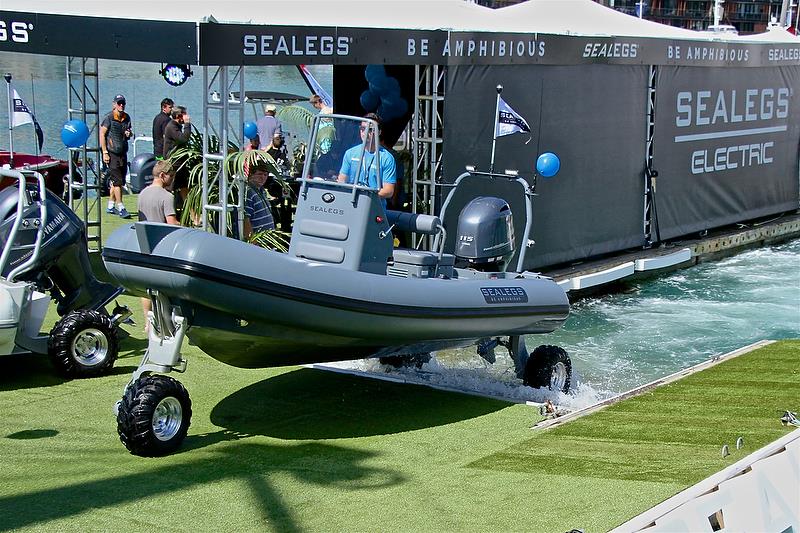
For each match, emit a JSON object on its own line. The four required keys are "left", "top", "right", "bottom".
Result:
{"left": 385, "top": 210, "right": 442, "bottom": 236}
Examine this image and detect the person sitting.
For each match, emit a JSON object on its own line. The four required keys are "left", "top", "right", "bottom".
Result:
{"left": 337, "top": 113, "right": 396, "bottom": 209}
{"left": 265, "top": 132, "right": 289, "bottom": 174}
{"left": 244, "top": 160, "right": 276, "bottom": 239}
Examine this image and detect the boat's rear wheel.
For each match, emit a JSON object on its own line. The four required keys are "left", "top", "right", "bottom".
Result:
{"left": 523, "top": 345, "right": 572, "bottom": 393}
{"left": 117, "top": 375, "right": 192, "bottom": 457}
{"left": 48, "top": 309, "right": 118, "bottom": 377}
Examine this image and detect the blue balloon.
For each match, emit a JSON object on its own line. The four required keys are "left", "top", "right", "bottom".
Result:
{"left": 377, "top": 96, "right": 408, "bottom": 121}
{"left": 243, "top": 121, "right": 258, "bottom": 140}
{"left": 364, "top": 64, "right": 386, "bottom": 83}
{"left": 360, "top": 90, "right": 380, "bottom": 112}
{"left": 60, "top": 119, "right": 90, "bottom": 148}
{"left": 536, "top": 152, "right": 561, "bottom": 178}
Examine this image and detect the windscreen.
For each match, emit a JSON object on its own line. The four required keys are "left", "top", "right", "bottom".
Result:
{"left": 304, "top": 115, "right": 382, "bottom": 189}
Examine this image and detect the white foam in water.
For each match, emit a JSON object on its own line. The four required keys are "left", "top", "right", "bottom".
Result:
{"left": 318, "top": 239, "right": 800, "bottom": 409}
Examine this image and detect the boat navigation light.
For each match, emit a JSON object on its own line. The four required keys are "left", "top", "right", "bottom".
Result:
{"left": 160, "top": 64, "right": 193, "bottom": 87}
{"left": 465, "top": 165, "right": 476, "bottom": 172}
{"left": 504, "top": 169, "right": 519, "bottom": 176}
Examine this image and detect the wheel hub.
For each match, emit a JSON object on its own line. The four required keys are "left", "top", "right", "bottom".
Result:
{"left": 152, "top": 397, "right": 183, "bottom": 441}
{"left": 70, "top": 328, "right": 109, "bottom": 367}
{"left": 550, "top": 361, "right": 568, "bottom": 392}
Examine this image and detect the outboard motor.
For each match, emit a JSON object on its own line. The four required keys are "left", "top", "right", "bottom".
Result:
{"left": 0, "top": 184, "right": 120, "bottom": 315}
{"left": 129, "top": 152, "right": 156, "bottom": 193}
{"left": 454, "top": 196, "right": 515, "bottom": 272}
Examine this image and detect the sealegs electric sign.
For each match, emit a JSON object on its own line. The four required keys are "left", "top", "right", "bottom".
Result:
{"left": 675, "top": 87, "right": 791, "bottom": 175}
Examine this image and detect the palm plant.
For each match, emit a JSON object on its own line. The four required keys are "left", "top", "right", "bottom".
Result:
{"left": 168, "top": 131, "right": 291, "bottom": 252}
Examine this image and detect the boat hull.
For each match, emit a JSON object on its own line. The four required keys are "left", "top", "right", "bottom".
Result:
{"left": 103, "top": 223, "right": 569, "bottom": 367}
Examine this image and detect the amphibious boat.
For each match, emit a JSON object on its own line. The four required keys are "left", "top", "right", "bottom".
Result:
{"left": 103, "top": 114, "right": 571, "bottom": 456}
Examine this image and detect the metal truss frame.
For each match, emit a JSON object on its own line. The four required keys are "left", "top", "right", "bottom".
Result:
{"left": 65, "top": 57, "right": 103, "bottom": 251}
{"left": 201, "top": 65, "right": 246, "bottom": 238}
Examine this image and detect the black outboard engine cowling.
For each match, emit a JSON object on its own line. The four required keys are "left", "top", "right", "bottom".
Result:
{"left": 454, "top": 196, "right": 515, "bottom": 272}
{"left": 0, "top": 184, "right": 121, "bottom": 315}
{"left": 129, "top": 152, "right": 156, "bottom": 193}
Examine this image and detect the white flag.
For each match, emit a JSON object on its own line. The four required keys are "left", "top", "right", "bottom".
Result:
{"left": 297, "top": 64, "right": 333, "bottom": 108}
{"left": 495, "top": 97, "right": 531, "bottom": 138}
{"left": 12, "top": 88, "right": 34, "bottom": 127}
{"left": 11, "top": 88, "right": 44, "bottom": 150}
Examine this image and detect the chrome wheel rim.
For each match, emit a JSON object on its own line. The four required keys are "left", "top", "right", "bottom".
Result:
{"left": 152, "top": 397, "right": 183, "bottom": 441}
{"left": 70, "top": 328, "right": 109, "bottom": 367}
{"left": 550, "top": 362, "right": 568, "bottom": 392}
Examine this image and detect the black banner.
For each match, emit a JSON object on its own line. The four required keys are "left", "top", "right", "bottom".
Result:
{"left": 2, "top": 11, "right": 798, "bottom": 69}
{"left": 0, "top": 11, "right": 196, "bottom": 63}
{"left": 199, "top": 23, "right": 800, "bottom": 67}
{"left": 200, "top": 23, "right": 444, "bottom": 65}
{"left": 441, "top": 64, "right": 648, "bottom": 270}
{"left": 652, "top": 65, "right": 800, "bottom": 239}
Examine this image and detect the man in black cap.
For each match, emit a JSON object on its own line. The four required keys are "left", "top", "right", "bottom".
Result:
{"left": 100, "top": 94, "right": 132, "bottom": 218}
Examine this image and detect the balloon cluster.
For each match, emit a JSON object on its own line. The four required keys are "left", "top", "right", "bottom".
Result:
{"left": 536, "top": 152, "right": 560, "bottom": 178}
{"left": 360, "top": 65, "right": 408, "bottom": 121}
{"left": 60, "top": 119, "right": 91, "bottom": 148}
{"left": 243, "top": 121, "right": 258, "bottom": 140}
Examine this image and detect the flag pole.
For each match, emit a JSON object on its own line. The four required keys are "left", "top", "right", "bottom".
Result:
{"left": 4, "top": 73, "right": 13, "bottom": 168}
{"left": 30, "top": 76, "right": 39, "bottom": 158}
{"left": 490, "top": 84, "right": 502, "bottom": 173}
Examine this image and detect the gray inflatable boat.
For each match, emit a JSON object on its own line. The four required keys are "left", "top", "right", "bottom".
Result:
{"left": 104, "top": 114, "right": 570, "bottom": 456}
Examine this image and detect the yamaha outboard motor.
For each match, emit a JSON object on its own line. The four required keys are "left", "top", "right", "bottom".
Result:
{"left": 129, "top": 152, "right": 156, "bottom": 193}
{"left": 454, "top": 196, "right": 515, "bottom": 272}
{"left": 0, "top": 184, "right": 121, "bottom": 315}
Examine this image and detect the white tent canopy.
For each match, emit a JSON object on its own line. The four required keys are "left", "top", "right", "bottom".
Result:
{"left": 487, "top": 0, "right": 706, "bottom": 39}
{"left": 5, "top": 0, "right": 795, "bottom": 40}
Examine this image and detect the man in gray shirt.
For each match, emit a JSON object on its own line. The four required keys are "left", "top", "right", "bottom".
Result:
{"left": 138, "top": 159, "right": 179, "bottom": 224}
{"left": 137, "top": 159, "right": 180, "bottom": 332}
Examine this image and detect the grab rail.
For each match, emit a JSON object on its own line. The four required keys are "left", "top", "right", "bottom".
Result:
{"left": 0, "top": 169, "right": 48, "bottom": 282}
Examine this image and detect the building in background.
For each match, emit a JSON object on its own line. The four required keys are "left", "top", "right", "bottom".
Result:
{"left": 473, "top": 0, "right": 793, "bottom": 34}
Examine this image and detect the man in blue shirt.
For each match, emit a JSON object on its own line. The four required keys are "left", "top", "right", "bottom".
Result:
{"left": 244, "top": 161, "right": 276, "bottom": 238}
{"left": 337, "top": 113, "right": 396, "bottom": 208}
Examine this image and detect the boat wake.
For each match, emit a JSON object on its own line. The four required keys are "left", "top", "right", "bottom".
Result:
{"left": 312, "top": 352, "right": 610, "bottom": 411}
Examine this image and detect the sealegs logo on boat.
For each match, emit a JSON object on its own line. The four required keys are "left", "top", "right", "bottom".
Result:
{"left": 480, "top": 287, "right": 528, "bottom": 304}
{"left": 310, "top": 205, "right": 344, "bottom": 216}
{"left": 0, "top": 20, "right": 33, "bottom": 43}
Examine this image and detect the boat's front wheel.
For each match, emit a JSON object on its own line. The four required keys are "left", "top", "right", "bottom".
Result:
{"left": 523, "top": 345, "right": 572, "bottom": 393}
{"left": 117, "top": 375, "right": 192, "bottom": 456}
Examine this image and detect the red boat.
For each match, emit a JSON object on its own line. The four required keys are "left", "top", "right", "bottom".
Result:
{"left": 0, "top": 150, "right": 70, "bottom": 197}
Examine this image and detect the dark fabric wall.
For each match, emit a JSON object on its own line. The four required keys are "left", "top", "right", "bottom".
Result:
{"left": 442, "top": 64, "right": 649, "bottom": 270}
{"left": 333, "top": 65, "right": 415, "bottom": 148}
{"left": 653, "top": 66, "right": 800, "bottom": 240}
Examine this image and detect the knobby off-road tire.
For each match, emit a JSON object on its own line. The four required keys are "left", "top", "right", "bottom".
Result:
{"left": 48, "top": 309, "right": 118, "bottom": 377}
{"left": 523, "top": 345, "right": 572, "bottom": 393}
{"left": 117, "top": 375, "right": 192, "bottom": 457}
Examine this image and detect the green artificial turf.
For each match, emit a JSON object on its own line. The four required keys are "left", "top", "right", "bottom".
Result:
{"left": 0, "top": 202, "right": 797, "bottom": 531}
